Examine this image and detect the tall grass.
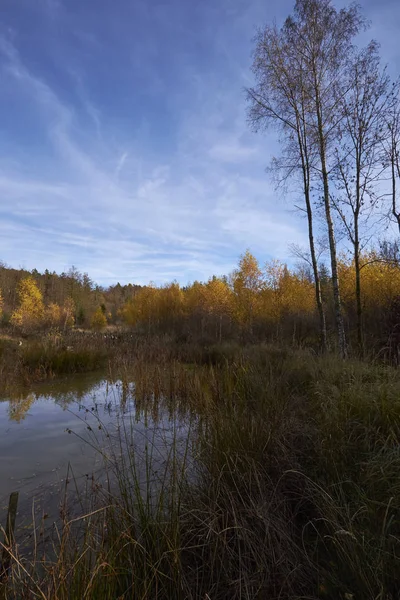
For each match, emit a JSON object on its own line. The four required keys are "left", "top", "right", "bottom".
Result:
{"left": 0, "top": 330, "right": 241, "bottom": 391}
{"left": 1, "top": 346, "right": 399, "bottom": 598}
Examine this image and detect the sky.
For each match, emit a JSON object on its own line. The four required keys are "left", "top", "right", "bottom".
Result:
{"left": 0, "top": 0, "right": 399, "bottom": 286}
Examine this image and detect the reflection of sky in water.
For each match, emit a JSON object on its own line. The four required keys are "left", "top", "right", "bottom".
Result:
{"left": 0, "top": 373, "right": 192, "bottom": 534}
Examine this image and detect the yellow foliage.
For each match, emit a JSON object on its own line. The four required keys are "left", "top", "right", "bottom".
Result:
{"left": 46, "top": 302, "right": 62, "bottom": 326}
{"left": 91, "top": 307, "right": 107, "bottom": 330}
{"left": 8, "top": 393, "right": 36, "bottom": 423}
{"left": 263, "top": 261, "right": 315, "bottom": 320}
{"left": 62, "top": 297, "right": 75, "bottom": 329}
{"left": 283, "top": 274, "right": 315, "bottom": 314}
{"left": 182, "top": 278, "right": 232, "bottom": 338}
{"left": 232, "top": 250, "right": 264, "bottom": 329}
{"left": 339, "top": 253, "right": 400, "bottom": 311}
{"left": 185, "top": 281, "right": 207, "bottom": 314}
{"left": 122, "top": 285, "right": 159, "bottom": 329}
{"left": 203, "top": 277, "right": 233, "bottom": 317}
{"left": 11, "top": 276, "right": 44, "bottom": 332}
{"left": 44, "top": 297, "right": 75, "bottom": 330}
{"left": 158, "top": 282, "right": 184, "bottom": 322}
{"left": 121, "top": 253, "right": 317, "bottom": 337}
{"left": 122, "top": 282, "right": 185, "bottom": 333}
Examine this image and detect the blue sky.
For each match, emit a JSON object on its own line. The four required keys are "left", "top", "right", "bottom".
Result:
{"left": 0, "top": 0, "right": 399, "bottom": 285}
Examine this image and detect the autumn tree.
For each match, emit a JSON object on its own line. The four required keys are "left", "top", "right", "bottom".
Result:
{"left": 11, "top": 276, "right": 45, "bottom": 332}
{"left": 184, "top": 281, "right": 207, "bottom": 337}
{"left": 332, "top": 42, "right": 394, "bottom": 351}
{"left": 0, "top": 263, "right": 142, "bottom": 328}
{"left": 62, "top": 297, "right": 76, "bottom": 330}
{"left": 247, "top": 13, "right": 327, "bottom": 350}
{"left": 263, "top": 260, "right": 313, "bottom": 314}
{"left": 91, "top": 307, "right": 107, "bottom": 331}
{"left": 157, "top": 282, "right": 184, "bottom": 332}
{"left": 248, "top": 0, "right": 367, "bottom": 357}
{"left": 231, "top": 250, "right": 264, "bottom": 335}
{"left": 122, "top": 285, "right": 160, "bottom": 334}
{"left": 46, "top": 302, "right": 62, "bottom": 328}
{"left": 202, "top": 277, "right": 233, "bottom": 342}
{"left": 288, "top": 0, "right": 366, "bottom": 358}
{"left": 382, "top": 94, "right": 400, "bottom": 234}
{"left": 338, "top": 251, "right": 400, "bottom": 346}
{"left": 0, "top": 287, "right": 3, "bottom": 321}
{"left": 45, "top": 297, "right": 75, "bottom": 330}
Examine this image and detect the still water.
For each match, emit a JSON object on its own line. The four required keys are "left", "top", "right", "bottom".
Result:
{"left": 0, "top": 373, "right": 192, "bottom": 534}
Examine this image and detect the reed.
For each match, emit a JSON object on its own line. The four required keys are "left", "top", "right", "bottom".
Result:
{"left": 1, "top": 346, "right": 399, "bottom": 598}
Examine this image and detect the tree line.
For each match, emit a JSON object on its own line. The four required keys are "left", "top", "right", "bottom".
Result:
{"left": 120, "top": 248, "right": 400, "bottom": 356}
{"left": 0, "top": 262, "right": 140, "bottom": 332}
{"left": 246, "top": 0, "right": 400, "bottom": 356}
{"left": 2, "top": 248, "right": 400, "bottom": 358}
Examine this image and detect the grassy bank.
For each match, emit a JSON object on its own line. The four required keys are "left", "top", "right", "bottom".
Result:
{"left": 0, "top": 329, "right": 245, "bottom": 392}
{"left": 0, "top": 334, "right": 106, "bottom": 389}
{"left": 1, "top": 347, "right": 400, "bottom": 599}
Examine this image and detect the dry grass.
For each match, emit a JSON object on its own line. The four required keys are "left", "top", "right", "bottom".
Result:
{"left": 1, "top": 346, "right": 400, "bottom": 599}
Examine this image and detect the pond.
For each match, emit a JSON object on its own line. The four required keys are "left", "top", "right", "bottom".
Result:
{"left": 0, "top": 372, "right": 194, "bottom": 542}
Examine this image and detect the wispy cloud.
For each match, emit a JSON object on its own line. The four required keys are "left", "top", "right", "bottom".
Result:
{"left": 115, "top": 152, "right": 128, "bottom": 180}
{"left": 209, "top": 138, "right": 257, "bottom": 163}
{"left": 0, "top": 0, "right": 332, "bottom": 284}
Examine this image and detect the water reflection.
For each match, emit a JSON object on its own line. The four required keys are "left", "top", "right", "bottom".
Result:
{"left": 3, "top": 376, "right": 142, "bottom": 424}
{"left": 8, "top": 393, "right": 36, "bottom": 423}
{"left": 0, "top": 372, "right": 193, "bottom": 540}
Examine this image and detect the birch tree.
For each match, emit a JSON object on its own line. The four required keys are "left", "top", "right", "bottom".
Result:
{"left": 231, "top": 250, "right": 264, "bottom": 336}
{"left": 332, "top": 41, "right": 394, "bottom": 351}
{"left": 11, "top": 276, "right": 45, "bottom": 332}
{"left": 247, "top": 16, "right": 327, "bottom": 351}
{"left": 247, "top": 0, "right": 366, "bottom": 357}
{"left": 382, "top": 96, "right": 400, "bottom": 234}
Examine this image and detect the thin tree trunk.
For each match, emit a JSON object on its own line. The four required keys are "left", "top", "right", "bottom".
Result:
{"left": 354, "top": 206, "right": 363, "bottom": 354}
{"left": 354, "top": 232, "right": 363, "bottom": 352}
{"left": 299, "top": 156, "right": 327, "bottom": 352}
{"left": 314, "top": 88, "right": 347, "bottom": 358}
{"left": 296, "top": 105, "right": 327, "bottom": 352}
{"left": 306, "top": 195, "right": 327, "bottom": 352}
{"left": 391, "top": 148, "right": 400, "bottom": 233}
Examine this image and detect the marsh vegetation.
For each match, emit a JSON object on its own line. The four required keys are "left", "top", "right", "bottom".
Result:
{"left": 1, "top": 346, "right": 399, "bottom": 599}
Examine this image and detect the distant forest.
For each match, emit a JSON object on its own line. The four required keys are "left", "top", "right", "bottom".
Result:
{"left": 0, "top": 262, "right": 141, "bottom": 329}
{"left": 2, "top": 244, "right": 400, "bottom": 358}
